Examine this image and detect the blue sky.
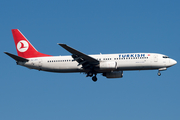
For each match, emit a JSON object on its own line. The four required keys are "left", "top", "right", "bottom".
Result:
{"left": 1, "top": 0, "right": 180, "bottom": 120}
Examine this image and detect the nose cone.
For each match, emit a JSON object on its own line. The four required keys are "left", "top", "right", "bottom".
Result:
{"left": 171, "top": 59, "right": 177, "bottom": 66}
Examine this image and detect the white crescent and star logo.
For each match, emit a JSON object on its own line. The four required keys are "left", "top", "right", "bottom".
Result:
{"left": 17, "top": 40, "right": 29, "bottom": 52}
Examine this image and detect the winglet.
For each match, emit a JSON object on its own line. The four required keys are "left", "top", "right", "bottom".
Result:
{"left": 4, "top": 52, "right": 29, "bottom": 62}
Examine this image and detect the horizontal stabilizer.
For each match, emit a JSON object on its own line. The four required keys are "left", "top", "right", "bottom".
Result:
{"left": 4, "top": 52, "right": 29, "bottom": 62}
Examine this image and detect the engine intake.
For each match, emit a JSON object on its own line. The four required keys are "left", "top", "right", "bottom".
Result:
{"left": 103, "top": 71, "right": 123, "bottom": 78}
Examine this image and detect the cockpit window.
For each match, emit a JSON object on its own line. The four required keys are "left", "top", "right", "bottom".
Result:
{"left": 163, "top": 56, "right": 169, "bottom": 58}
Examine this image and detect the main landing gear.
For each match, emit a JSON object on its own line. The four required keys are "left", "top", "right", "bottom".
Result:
{"left": 86, "top": 72, "right": 97, "bottom": 82}
{"left": 92, "top": 76, "right": 97, "bottom": 82}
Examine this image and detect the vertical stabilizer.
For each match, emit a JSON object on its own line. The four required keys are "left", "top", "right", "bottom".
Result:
{"left": 12, "top": 29, "right": 52, "bottom": 58}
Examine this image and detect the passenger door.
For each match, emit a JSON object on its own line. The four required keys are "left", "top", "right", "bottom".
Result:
{"left": 38, "top": 59, "right": 42, "bottom": 69}
{"left": 154, "top": 55, "right": 158, "bottom": 62}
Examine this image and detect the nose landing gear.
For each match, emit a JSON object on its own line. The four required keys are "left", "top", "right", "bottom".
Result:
{"left": 157, "top": 68, "right": 167, "bottom": 76}
{"left": 158, "top": 71, "right": 161, "bottom": 76}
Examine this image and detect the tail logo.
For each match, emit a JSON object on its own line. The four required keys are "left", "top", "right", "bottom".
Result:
{"left": 17, "top": 40, "right": 29, "bottom": 52}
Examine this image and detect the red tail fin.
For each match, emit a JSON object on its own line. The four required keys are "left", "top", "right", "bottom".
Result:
{"left": 12, "top": 29, "right": 52, "bottom": 58}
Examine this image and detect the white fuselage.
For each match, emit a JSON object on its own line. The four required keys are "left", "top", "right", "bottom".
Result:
{"left": 7, "top": 29, "right": 177, "bottom": 81}
{"left": 17, "top": 53, "right": 177, "bottom": 73}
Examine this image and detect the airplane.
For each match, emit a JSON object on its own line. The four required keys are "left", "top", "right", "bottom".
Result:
{"left": 4, "top": 29, "right": 177, "bottom": 82}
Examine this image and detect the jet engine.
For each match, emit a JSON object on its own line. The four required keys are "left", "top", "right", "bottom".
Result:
{"left": 103, "top": 71, "right": 123, "bottom": 78}
{"left": 99, "top": 61, "right": 117, "bottom": 70}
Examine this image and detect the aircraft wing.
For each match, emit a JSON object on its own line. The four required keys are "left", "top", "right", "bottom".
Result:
{"left": 58, "top": 44, "right": 99, "bottom": 68}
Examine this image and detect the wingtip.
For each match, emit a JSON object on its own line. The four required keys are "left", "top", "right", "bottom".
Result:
{"left": 58, "top": 43, "right": 66, "bottom": 46}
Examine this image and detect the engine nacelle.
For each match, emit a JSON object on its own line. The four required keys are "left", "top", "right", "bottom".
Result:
{"left": 103, "top": 71, "right": 123, "bottom": 78}
{"left": 99, "top": 61, "right": 117, "bottom": 70}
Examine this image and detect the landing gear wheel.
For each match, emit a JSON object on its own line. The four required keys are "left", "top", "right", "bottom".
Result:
{"left": 158, "top": 72, "right": 161, "bottom": 76}
{"left": 92, "top": 76, "right": 97, "bottom": 82}
{"left": 87, "top": 72, "right": 93, "bottom": 77}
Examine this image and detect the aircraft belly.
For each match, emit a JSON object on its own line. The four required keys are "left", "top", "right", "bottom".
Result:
{"left": 116, "top": 60, "right": 152, "bottom": 70}
{"left": 41, "top": 62, "right": 83, "bottom": 73}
